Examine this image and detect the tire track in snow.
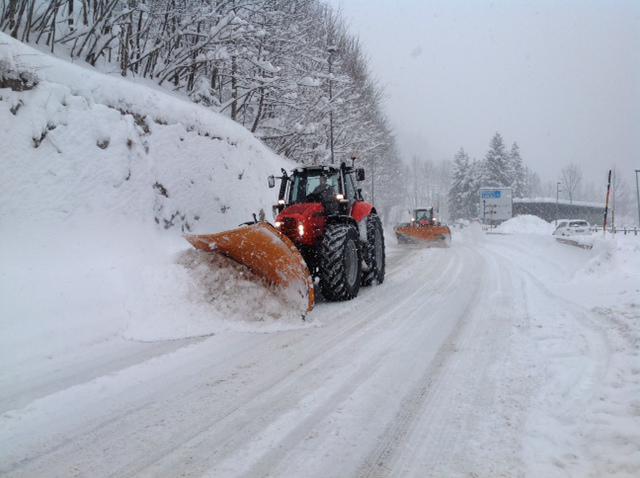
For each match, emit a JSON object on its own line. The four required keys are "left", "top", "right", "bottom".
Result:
{"left": 355, "top": 246, "right": 493, "bottom": 477}
{"left": 129, "top": 247, "right": 465, "bottom": 478}
{"left": 1, "top": 246, "right": 452, "bottom": 477}
{"left": 228, "top": 248, "right": 475, "bottom": 478}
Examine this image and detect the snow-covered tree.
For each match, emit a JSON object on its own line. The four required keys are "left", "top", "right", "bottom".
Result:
{"left": 448, "top": 148, "right": 474, "bottom": 219}
{"left": 482, "top": 132, "right": 511, "bottom": 188}
{"left": 561, "top": 163, "right": 583, "bottom": 204}
{"left": 509, "top": 142, "right": 526, "bottom": 197}
{"left": 1, "top": 0, "right": 402, "bottom": 209}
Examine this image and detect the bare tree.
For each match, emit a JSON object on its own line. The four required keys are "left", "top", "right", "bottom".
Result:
{"left": 561, "top": 163, "right": 583, "bottom": 204}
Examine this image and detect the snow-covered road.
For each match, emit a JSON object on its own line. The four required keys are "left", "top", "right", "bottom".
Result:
{"left": 1, "top": 231, "right": 639, "bottom": 477}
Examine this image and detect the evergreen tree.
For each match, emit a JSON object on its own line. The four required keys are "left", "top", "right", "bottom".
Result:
{"left": 448, "top": 148, "right": 472, "bottom": 219}
{"left": 509, "top": 142, "right": 526, "bottom": 197}
{"left": 483, "top": 132, "right": 510, "bottom": 187}
{"left": 468, "top": 159, "right": 484, "bottom": 217}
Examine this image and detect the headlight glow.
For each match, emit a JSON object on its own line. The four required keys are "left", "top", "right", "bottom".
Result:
{"left": 297, "top": 224, "right": 305, "bottom": 236}
{"left": 274, "top": 221, "right": 282, "bottom": 228}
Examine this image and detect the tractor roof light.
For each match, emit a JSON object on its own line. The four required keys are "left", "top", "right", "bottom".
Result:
{"left": 278, "top": 199, "right": 285, "bottom": 205}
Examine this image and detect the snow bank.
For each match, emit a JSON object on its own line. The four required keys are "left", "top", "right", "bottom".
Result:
{"left": 570, "top": 235, "right": 640, "bottom": 304}
{"left": 0, "top": 32, "right": 306, "bottom": 358}
{"left": 495, "top": 214, "right": 555, "bottom": 235}
{"left": 0, "top": 33, "right": 289, "bottom": 231}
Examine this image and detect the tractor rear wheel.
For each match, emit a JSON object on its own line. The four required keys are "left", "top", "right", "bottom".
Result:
{"left": 362, "top": 214, "right": 386, "bottom": 286}
{"left": 319, "top": 223, "right": 362, "bottom": 301}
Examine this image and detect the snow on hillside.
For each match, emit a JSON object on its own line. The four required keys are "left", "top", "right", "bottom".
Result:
{"left": 0, "top": 33, "right": 309, "bottom": 371}
{"left": 0, "top": 33, "right": 288, "bottom": 230}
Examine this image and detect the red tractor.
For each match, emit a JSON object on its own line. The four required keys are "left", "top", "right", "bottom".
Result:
{"left": 185, "top": 162, "right": 385, "bottom": 316}
{"left": 269, "top": 163, "right": 385, "bottom": 301}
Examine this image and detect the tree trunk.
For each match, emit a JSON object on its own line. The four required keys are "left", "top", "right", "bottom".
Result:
{"left": 230, "top": 55, "right": 238, "bottom": 121}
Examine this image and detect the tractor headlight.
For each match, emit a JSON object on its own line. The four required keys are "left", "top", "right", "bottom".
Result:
{"left": 274, "top": 221, "right": 282, "bottom": 228}
{"left": 297, "top": 223, "right": 305, "bottom": 237}
{"left": 278, "top": 199, "right": 285, "bottom": 205}
{"left": 336, "top": 193, "right": 344, "bottom": 200}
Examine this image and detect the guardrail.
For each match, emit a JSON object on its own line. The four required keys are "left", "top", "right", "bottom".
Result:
{"left": 590, "top": 226, "right": 639, "bottom": 236}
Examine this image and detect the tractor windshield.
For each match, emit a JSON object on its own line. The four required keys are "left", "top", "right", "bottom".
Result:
{"left": 415, "top": 209, "right": 432, "bottom": 221}
{"left": 289, "top": 170, "right": 341, "bottom": 204}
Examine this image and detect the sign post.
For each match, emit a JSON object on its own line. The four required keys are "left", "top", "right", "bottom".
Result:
{"left": 479, "top": 188, "right": 513, "bottom": 225}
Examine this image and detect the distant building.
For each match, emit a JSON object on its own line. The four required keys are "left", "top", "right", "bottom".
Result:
{"left": 513, "top": 198, "right": 604, "bottom": 224}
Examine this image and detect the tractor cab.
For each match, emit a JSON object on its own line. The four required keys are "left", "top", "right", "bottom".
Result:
{"left": 412, "top": 207, "right": 436, "bottom": 226}
{"left": 269, "top": 164, "right": 365, "bottom": 219}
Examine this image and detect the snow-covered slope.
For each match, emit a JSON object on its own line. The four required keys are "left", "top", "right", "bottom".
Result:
{"left": 0, "top": 33, "right": 288, "bottom": 230}
{"left": 0, "top": 33, "right": 304, "bottom": 366}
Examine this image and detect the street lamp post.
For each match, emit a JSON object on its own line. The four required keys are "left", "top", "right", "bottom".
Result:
{"left": 635, "top": 169, "right": 640, "bottom": 227}
{"left": 327, "top": 46, "right": 337, "bottom": 164}
{"left": 556, "top": 181, "right": 562, "bottom": 225}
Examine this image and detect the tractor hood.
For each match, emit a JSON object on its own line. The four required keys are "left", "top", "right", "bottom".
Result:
{"left": 276, "top": 202, "right": 326, "bottom": 246}
{"left": 277, "top": 202, "right": 324, "bottom": 221}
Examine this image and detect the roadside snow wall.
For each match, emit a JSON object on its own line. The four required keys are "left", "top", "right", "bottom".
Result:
{"left": 0, "top": 33, "right": 304, "bottom": 354}
{"left": 0, "top": 33, "right": 289, "bottom": 231}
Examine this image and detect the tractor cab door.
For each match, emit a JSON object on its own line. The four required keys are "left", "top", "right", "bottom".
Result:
{"left": 343, "top": 172, "right": 357, "bottom": 204}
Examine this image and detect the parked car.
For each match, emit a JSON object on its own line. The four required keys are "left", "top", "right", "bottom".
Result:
{"left": 552, "top": 219, "right": 591, "bottom": 236}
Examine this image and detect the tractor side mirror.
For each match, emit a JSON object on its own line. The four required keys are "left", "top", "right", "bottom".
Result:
{"left": 268, "top": 175, "right": 276, "bottom": 188}
{"left": 356, "top": 168, "right": 365, "bottom": 181}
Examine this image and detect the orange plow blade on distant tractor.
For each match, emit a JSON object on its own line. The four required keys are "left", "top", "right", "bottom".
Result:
{"left": 185, "top": 162, "right": 386, "bottom": 319}
{"left": 394, "top": 207, "right": 451, "bottom": 246}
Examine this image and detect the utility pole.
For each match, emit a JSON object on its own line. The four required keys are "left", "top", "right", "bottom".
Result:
{"left": 603, "top": 169, "right": 612, "bottom": 236}
{"left": 483, "top": 199, "right": 486, "bottom": 224}
{"left": 556, "top": 181, "right": 562, "bottom": 225}
{"left": 635, "top": 169, "right": 640, "bottom": 227}
{"left": 327, "top": 46, "right": 337, "bottom": 164}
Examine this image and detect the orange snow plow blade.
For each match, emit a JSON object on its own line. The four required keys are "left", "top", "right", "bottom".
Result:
{"left": 395, "top": 224, "right": 452, "bottom": 246}
{"left": 185, "top": 222, "right": 314, "bottom": 314}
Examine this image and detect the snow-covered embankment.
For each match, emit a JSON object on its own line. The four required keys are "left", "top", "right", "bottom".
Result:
{"left": 0, "top": 32, "right": 303, "bottom": 368}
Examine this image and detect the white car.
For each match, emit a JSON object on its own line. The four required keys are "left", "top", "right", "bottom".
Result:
{"left": 552, "top": 219, "right": 591, "bottom": 236}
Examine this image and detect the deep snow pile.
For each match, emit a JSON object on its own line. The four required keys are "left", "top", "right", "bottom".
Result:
{"left": 537, "top": 235, "right": 640, "bottom": 476}
{"left": 0, "top": 33, "right": 287, "bottom": 231}
{"left": 495, "top": 214, "right": 555, "bottom": 234}
{"left": 0, "top": 33, "right": 309, "bottom": 360}
{"left": 570, "top": 234, "right": 640, "bottom": 306}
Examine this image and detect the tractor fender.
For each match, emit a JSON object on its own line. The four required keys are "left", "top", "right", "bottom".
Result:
{"left": 351, "top": 202, "right": 375, "bottom": 223}
{"left": 351, "top": 202, "right": 376, "bottom": 242}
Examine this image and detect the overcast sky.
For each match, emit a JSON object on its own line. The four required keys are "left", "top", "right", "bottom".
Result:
{"left": 327, "top": 0, "right": 639, "bottom": 187}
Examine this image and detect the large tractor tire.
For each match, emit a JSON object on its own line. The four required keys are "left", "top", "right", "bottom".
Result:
{"left": 362, "top": 214, "right": 386, "bottom": 286}
{"left": 319, "top": 223, "right": 362, "bottom": 301}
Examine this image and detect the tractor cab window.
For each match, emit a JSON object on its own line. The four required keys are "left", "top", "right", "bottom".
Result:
{"left": 415, "top": 210, "right": 431, "bottom": 222}
{"left": 344, "top": 173, "right": 356, "bottom": 202}
{"left": 289, "top": 170, "right": 341, "bottom": 204}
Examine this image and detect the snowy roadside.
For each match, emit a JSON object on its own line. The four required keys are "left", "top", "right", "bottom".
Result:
{"left": 1, "top": 32, "right": 311, "bottom": 415}
{"left": 479, "top": 222, "right": 640, "bottom": 477}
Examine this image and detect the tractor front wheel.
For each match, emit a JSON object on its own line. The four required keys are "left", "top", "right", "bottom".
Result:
{"left": 319, "top": 223, "right": 362, "bottom": 301}
{"left": 362, "top": 214, "right": 386, "bottom": 286}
